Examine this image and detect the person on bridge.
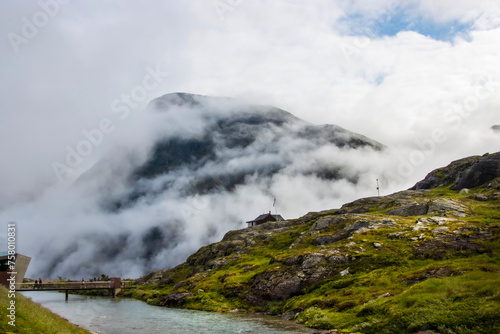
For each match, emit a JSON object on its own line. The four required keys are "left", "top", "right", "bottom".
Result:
{"left": 34, "top": 279, "right": 38, "bottom": 289}
{"left": 38, "top": 278, "right": 43, "bottom": 290}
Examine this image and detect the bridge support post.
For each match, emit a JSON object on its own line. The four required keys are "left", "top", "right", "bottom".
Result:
{"left": 110, "top": 277, "right": 121, "bottom": 297}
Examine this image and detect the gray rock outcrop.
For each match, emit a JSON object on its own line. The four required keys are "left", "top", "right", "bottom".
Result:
{"left": 451, "top": 153, "right": 500, "bottom": 190}
{"left": 411, "top": 152, "right": 500, "bottom": 190}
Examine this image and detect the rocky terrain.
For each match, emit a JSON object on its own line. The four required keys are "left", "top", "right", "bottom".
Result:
{"left": 123, "top": 152, "right": 500, "bottom": 333}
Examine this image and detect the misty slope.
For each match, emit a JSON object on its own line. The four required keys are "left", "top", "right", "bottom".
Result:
{"left": 127, "top": 152, "right": 500, "bottom": 334}
{"left": 110, "top": 92, "right": 383, "bottom": 209}
{"left": 35, "top": 93, "right": 388, "bottom": 279}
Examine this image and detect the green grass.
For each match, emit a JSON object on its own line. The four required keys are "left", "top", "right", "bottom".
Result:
{"left": 363, "top": 271, "right": 500, "bottom": 333}
{"left": 0, "top": 285, "right": 92, "bottom": 334}
{"left": 285, "top": 268, "right": 500, "bottom": 333}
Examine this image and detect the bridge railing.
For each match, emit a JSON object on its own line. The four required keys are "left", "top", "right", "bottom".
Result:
{"left": 120, "top": 281, "right": 137, "bottom": 288}
{"left": 15, "top": 281, "right": 115, "bottom": 290}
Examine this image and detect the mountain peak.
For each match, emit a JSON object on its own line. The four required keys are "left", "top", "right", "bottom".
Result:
{"left": 149, "top": 92, "right": 302, "bottom": 124}
{"left": 130, "top": 92, "right": 384, "bottom": 191}
{"left": 150, "top": 92, "right": 210, "bottom": 111}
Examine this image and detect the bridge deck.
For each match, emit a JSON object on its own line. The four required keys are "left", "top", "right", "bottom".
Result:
{"left": 15, "top": 282, "right": 135, "bottom": 292}
{"left": 17, "top": 287, "right": 110, "bottom": 291}
{"left": 14, "top": 280, "right": 136, "bottom": 300}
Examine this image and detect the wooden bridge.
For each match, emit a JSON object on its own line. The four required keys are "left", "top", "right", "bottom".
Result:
{"left": 15, "top": 278, "right": 136, "bottom": 300}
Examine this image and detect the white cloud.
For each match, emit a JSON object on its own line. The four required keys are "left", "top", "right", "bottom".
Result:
{"left": 415, "top": 0, "right": 500, "bottom": 28}
{"left": 0, "top": 0, "right": 499, "bottom": 278}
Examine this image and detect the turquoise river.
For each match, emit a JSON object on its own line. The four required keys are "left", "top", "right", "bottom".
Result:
{"left": 21, "top": 291, "right": 312, "bottom": 334}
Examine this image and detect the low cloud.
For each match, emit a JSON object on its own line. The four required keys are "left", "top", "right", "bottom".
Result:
{"left": 0, "top": 95, "right": 409, "bottom": 279}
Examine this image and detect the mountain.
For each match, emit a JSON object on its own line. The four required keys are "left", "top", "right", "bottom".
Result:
{"left": 38, "top": 93, "right": 386, "bottom": 279}
{"left": 127, "top": 152, "right": 500, "bottom": 333}
{"left": 109, "top": 92, "right": 383, "bottom": 209}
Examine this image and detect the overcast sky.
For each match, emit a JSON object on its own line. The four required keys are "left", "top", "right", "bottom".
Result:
{"left": 1, "top": 0, "right": 499, "bottom": 203}
{"left": 1, "top": 0, "right": 499, "bottom": 277}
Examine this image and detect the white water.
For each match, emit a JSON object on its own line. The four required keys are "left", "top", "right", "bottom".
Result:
{"left": 21, "top": 291, "right": 311, "bottom": 334}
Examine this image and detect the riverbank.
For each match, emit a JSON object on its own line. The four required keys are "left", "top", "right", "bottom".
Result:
{"left": 0, "top": 285, "right": 92, "bottom": 334}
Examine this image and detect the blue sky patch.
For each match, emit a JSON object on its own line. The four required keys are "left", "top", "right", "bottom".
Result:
{"left": 337, "top": 6, "right": 472, "bottom": 42}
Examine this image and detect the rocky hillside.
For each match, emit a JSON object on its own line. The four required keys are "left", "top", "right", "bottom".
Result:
{"left": 123, "top": 152, "right": 500, "bottom": 333}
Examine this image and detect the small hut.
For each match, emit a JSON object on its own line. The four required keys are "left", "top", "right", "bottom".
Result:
{"left": 246, "top": 212, "right": 285, "bottom": 227}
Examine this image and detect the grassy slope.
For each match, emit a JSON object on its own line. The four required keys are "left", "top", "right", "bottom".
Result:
{"left": 123, "top": 184, "right": 500, "bottom": 334}
{"left": 0, "top": 285, "right": 92, "bottom": 334}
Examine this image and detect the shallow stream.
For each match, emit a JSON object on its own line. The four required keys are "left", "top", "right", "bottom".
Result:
{"left": 22, "top": 291, "right": 311, "bottom": 334}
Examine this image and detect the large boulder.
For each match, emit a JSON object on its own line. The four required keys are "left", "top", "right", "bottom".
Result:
{"left": 387, "top": 202, "right": 429, "bottom": 217}
{"left": 411, "top": 152, "right": 500, "bottom": 190}
{"left": 159, "top": 292, "right": 193, "bottom": 306}
{"left": 427, "top": 199, "right": 468, "bottom": 217}
{"left": 248, "top": 271, "right": 303, "bottom": 304}
{"left": 186, "top": 240, "right": 245, "bottom": 267}
{"left": 451, "top": 153, "right": 500, "bottom": 190}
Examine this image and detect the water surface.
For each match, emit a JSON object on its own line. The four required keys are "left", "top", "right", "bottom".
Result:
{"left": 22, "top": 291, "right": 311, "bottom": 334}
